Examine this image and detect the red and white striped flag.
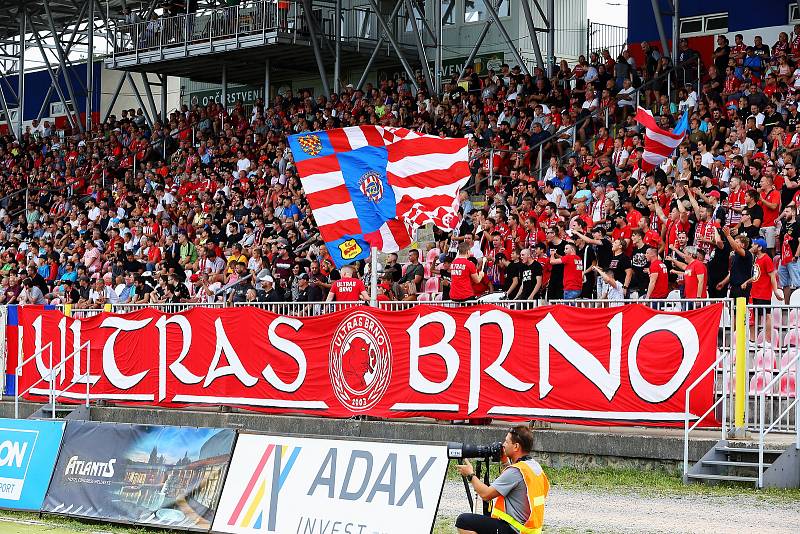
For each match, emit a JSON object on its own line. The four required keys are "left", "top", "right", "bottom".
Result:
{"left": 635, "top": 108, "right": 688, "bottom": 172}
{"left": 289, "top": 126, "right": 470, "bottom": 266}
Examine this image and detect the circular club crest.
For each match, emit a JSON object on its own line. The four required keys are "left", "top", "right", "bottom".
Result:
{"left": 329, "top": 311, "right": 392, "bottom": 412}
{"left": 359, "top": 171, "right": 384, "bottom": 203}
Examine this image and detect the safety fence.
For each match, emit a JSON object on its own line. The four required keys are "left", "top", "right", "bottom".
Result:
{"left": 111, "top": 0, "right": 418, "bottom": 59}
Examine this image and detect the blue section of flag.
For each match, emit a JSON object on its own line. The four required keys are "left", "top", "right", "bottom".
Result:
{"left": 7, "top": 304, "right": 18, "bottom": 326}
{"left": 337, "top": 146, "right": 395, "bottom": 234}
{"left": 287, "top": 131, "right": 335, "bottom": 163}
{"left": 672, "top": 111, "right": 689, "bottom": 136}
{"left": 327, "top": 234, "right": 372, "bottom": 267}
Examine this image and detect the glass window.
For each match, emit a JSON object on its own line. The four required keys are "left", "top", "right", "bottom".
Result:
{"left": 704, "top": 15, "right": 728, "bottom": 32}
{"left": 405, "top": 3, "right": 425, "bottom": 32}
{"left": 443, "top": 0, "right": 455, "bottom": 26}
{"left": 679, "top": 18, "right": 703, "bottom": 35}
{"left": 464, "top": 0, "right": 509, "bottom": 23}
{"left": 464, "top": 0, "right": 484, "bottom": 22}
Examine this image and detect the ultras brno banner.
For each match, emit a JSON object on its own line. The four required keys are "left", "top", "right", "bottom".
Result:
{"left": 42, "top": 421, "right": 235, "bottom": 531}
{"left": 213, "top": 434, "right": 448, "bottom": 534}
{"left": 17, "top": 303, "right": 723, "bottom": 426}
{"left": 0, "top": 418, "right": 65, "bottom": 511}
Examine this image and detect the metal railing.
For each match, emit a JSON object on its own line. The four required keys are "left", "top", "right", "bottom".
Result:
{"left": 758, "top": 349, "right": 800, "bottom": 487}
{"left": 745, "top": 305, "right": 799, "bottom": 432}
{"left": 14, "top": 340, "right": 91, "bottom": 419}
{"left": 683, "top": 348, "right": 734, "bottom": 481}
{"left": 111, "top": 0, "right": 415, "bottom": 61}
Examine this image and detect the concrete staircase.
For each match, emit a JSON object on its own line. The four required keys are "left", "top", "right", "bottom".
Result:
{"left": 686, "top": 439, "right": 800, "bottom": 488}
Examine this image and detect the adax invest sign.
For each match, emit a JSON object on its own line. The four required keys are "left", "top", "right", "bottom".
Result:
{"left": 214, "top": 434, "right": 448, "bottom": 534}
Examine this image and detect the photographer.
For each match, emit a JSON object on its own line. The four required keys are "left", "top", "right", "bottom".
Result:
{"left": 455, "top": 426, "right": 549, "bottom": 534}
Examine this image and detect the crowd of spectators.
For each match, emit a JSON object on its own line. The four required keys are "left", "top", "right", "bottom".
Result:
{"left": 1, "top": 30, "right": 800, "bottom": 311}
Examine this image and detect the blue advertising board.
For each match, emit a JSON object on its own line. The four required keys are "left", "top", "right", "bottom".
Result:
{"left": 0, "top": 418, "right": 65, "bottom": 511}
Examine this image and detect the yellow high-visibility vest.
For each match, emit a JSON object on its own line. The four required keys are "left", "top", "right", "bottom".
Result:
{"left": 490, "top": 460, "right": 549, "bottom": 534}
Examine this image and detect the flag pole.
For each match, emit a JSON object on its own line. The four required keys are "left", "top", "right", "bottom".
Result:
{"left": 370, "top": 247, "right": 378, "bottom": 307}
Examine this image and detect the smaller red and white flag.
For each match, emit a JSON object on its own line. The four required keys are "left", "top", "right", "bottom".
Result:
{"left": 636, "top": 109, "right": 688, "bottom": 172}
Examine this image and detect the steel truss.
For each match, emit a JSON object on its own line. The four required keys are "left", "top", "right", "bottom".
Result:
{"left": 0, "top": 1, "right": 559, "bottom": 136}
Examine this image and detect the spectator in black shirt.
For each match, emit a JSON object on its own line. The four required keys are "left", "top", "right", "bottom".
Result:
{"left": 608, "top": 238, "right": 634, "bottom": 297}
{"left": 501, "top": 250, "right": 521, "bottom": 299}
{"left": 713, "top": 35, "right": 731, "bottom": 72}
{"left": 514, "top": 248, "right": 543, "bottom": 300}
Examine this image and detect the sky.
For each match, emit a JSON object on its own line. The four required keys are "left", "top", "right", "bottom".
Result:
{"left": 587, "top": 0, "right": 629, "bottom": 27}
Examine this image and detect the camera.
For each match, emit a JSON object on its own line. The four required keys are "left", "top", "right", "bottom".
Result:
{"left": 447, "top": 441, "right": 503, "bottom": 461}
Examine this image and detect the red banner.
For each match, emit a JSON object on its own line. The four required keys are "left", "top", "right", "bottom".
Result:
{"left": 16, "top": 303, "right": 722, "bottom": 426}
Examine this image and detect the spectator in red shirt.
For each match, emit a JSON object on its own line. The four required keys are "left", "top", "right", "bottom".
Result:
{"left": 550, "top": 243, "right": 584, "bottom": 300}
{"left": 450, "top": 242, "right": 487, "bottom": 302}
{"left": 758, "top": 175, "right": 781, "bottom": 254}
{"left": 673, "top": 246, "right": 708, "bottom": 299}
{"left": 326, "top": 265, "right": 368, "bottom": 303}
{"left": 744, "top": 238, "right": 783, "bottom": 344}
{"left": 644, "top": 247, "right": 670, "bottom": 299}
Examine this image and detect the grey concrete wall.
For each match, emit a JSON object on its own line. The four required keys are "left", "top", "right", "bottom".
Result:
{"left": 0, "top": 400, "right": 717, "bottom": 469}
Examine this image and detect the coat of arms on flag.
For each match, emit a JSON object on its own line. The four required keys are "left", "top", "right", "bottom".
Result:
{"left": 359, "top": 171, "right": 384, "bottom": 202}
{"left": 297, "top": 134, "right": 323, "bottom": 156}
{"left": 288, "top": 126, "right": 470, "bottom": 267}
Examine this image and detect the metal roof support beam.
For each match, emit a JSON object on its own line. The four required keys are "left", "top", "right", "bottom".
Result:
{"left": 40, "top": 0, "right": 84, "bottom": 132}
{"left": 366, "top": 0, "right": 419, "bottom": 92}
{"left": 35, "top": 0, "right": 90, "bottom": 123}
{"left": 546, "top": 0, "right": 554, "bottom": 75}
{"left": 301, "top": 0, "right": 330, "bottom": 97}
{"left": 334, "top": 0, "right": 340, "bottom": 92}
{"left": 0, "top": 67, "right": 15, "bottom": 140}
{"left": 101, "top": 70, "right": 126, "bottom": 124}
{"left": 484, "top": 0, "right": 529, "bottom": 75}
{"left": 125, "top": 71, "right": 153, "bottom": 129}
{"left": 672, "top": 0, "right": 680, "bottom": 64}
{"left": 650, "top": 0, "right": 671, "bottom": 59}
{"left": 434, "top": 0, "right": 442, "bottom": 95}
{"left": 456, "top": 20, "right": 492, "bottom": 85}
{"left": 159, "top": 73, "right": 167, "bottom": 124}
{"left": 140, "top": 72, "right": 159, "bottom": 124}
{"left": 86, "top": 0, "right": 94, "bottom": 130}
{"left": 17, "top": 9, "right": 24, "bottom": 139}
{"left": 404, "top": 0, "right": 433, "bottom": 93}
{"left": 27, "top": 14, "right": 79, "bottom": 131}
{"left": 356, "top": 0, "right": 404, "bottom": 91}
{"left": 521, "top": 0, "right": 545, "bottom": 73}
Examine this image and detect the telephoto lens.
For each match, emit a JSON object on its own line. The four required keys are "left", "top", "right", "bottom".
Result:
{"left": 447, "top": 441, "right": 503, "bottom": 461}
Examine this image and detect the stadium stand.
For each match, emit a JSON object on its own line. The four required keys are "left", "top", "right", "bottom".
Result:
{"left": 0, "top": 29, "right": 798, "bottom": 314}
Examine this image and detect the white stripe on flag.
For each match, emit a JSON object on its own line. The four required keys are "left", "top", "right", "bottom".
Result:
{"left": 387, "top": 146, "right": 468, "bottom": 179}
{"left": 645, "top": 129, "right": 683, "bottom": 149}
{"left": 642, "top": 150, "right": 669, "bottom": 165}
{"left": 312, "top": 202, "right": 359, "bottom": 226}
{"left": 301, "top": 170, "right": 345, "bottom": 194}
{"left": 345, "top": 126, "right": 369, "bottom": 149}
{"left": 392, "top": 181, "right": 462, "bottom": 201}
{"left": 379, "top": 223, "right": 400, "bottom": 252}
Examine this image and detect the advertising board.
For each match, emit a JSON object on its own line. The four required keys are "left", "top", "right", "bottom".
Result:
{"left": 0, "top": 418, "right": 65, "bottom": 511}
{"left": 43, "top": 421, "right": 235, "bottom": 531}
{"left": 214, "top": 434, "right": 448, "bottom": 534}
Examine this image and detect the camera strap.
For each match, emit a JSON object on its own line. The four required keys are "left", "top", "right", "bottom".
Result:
{"left": 517, "top": 455, "right": 532, "bottom": 463}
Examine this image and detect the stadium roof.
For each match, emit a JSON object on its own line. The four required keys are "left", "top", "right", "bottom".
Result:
{"left": 0, "top": 1, "right": 122, "bottom": 42}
